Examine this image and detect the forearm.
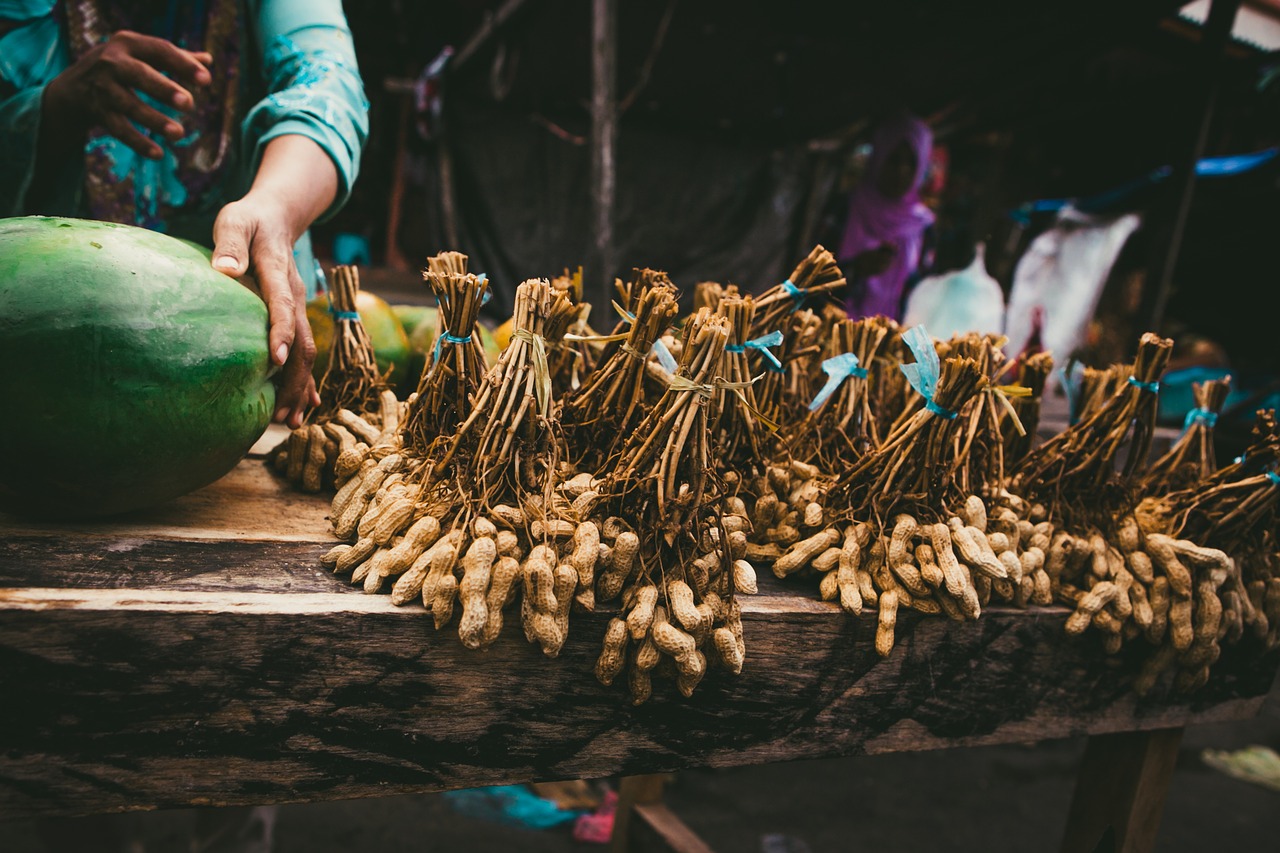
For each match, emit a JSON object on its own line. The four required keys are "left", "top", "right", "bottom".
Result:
{"left": 244, "top": 134, "right": 338, "bottom": 240}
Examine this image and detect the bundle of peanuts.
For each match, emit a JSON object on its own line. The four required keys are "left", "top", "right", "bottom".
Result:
{"left": 270, "top": 265, "right": 400, "bottom": 492}
{"left": 267, "top": 245, "right": 1277, "bottom": 704}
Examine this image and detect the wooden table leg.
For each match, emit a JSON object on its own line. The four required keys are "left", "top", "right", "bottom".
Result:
{"left": 611, "top": 774, "right": 715, "bottom": 853}
{"left": 1059, "top": 727, "right": 1185, "bottom": 853}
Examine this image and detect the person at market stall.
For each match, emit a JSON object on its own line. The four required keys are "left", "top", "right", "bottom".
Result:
{"left": 0, "top": 0, "right": 369, "bottom": 428}
{"left": 838, "top": 112, "right": 936, "bottom": 320}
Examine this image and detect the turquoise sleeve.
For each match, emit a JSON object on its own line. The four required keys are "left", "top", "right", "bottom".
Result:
{"left": 243, "top": 0, "right": 370, "bottom": 223}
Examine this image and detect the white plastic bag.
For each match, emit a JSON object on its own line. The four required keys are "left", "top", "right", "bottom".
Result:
{"left": 903, "top": 243, "right": 1005, "bottom": 340}
{"left": 1004, "top": 207, "right": 1142, "bottom": 377}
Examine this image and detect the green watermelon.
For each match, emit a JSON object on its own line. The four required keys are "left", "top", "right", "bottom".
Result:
{"left": 0, "top": 217, "right": 275, "bottom": 517}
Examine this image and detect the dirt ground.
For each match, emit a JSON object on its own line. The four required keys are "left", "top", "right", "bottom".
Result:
{"left": 5, "top": 690, "right": 1277, "bottom": 853}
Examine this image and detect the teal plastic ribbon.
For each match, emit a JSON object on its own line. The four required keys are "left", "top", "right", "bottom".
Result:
{"left": 782, "top": 279, "right": 805, "bottom": 310}
{"left": 1182, "top": 407, "right": 1219, "bottom": 431}
{"left": 428, "top": 331, "right": 474, "bottom": 376}
{"left": 1127, "top": 375, "right": 1160, "bottom": 394}
{"left": 1267, "top": 470, "right": 1280, "bottom": 488}
{"left": 651, "top": 339, "right": 679, "bottom": 373}
{"left": 899, "top": 324, "right": 958, "bottom": 420}
{"left": 326, "top": 291, "right": 361, "bottom": 321}
{"left": 726, "top": 330, "right": 784, "bottom": 371}
{"left": 808, "top": 352, "right": 868, "bottom": 412}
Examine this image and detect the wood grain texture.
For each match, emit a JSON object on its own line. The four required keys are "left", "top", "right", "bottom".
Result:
{"left": 0, "top": 457, "right": 1275, "bottom": 822}
{"left": 0, "top": 461, "right": 336, "bottom": 543}
{"left": 0, "top": 581, "right": 1274, "bottom": 820}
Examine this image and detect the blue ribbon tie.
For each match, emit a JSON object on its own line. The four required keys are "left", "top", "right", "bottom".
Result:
{"left": 808, "top": 352, "right": 867, "bottom": 411}
{"left": 1127, "top": 375, "right": 1160, "bottom": 394}
{"left": 651, "top": 339, "right": 679, "bottom": 374}
{"left": 782, "top": 279, "right": 805, "bottom": 311}
{"left": 429, "top": 331, "right": 474, "bottom": 375}
{"left": 1182, "top": 407, "right": 1219, "bottom": 432}
{"left": 726, "top": 330, "right": 784, "bottom": 371}
{"left": 899, "top": 324, "right": 958, "bottom": 420}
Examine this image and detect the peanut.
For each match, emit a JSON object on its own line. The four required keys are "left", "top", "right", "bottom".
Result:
{"left": 1016, "top": 519, "right": 1035, "bottom": 548}
{"left": 628, "top": 654, "right": 653, "bottom": 705}
{"left": 1194, "top": 581, "right": 1223, "bottom": 643}
{"left": 676, "top": 650, "right": 708, "bottom": 697}
{"left": 987, "top": 532, "right": 1012, "bottom": 555}
{"left": 1031, "top": 568, "right": 1053, "bottom": 606}
{"left": 597, "top": 531, "right": 639, "bottom": 601}
{"left": 595, "top": 617, "right": 629, "bottom": 685}
{"left": 752, "top": 492, "right": 778, "bottom": 531}
{"left": 929, "top": 523, "right": 968, "bottom": 597}
{"left": 875, "top": 589, "right": 899, "bottom": 657}
{"left": 1066, "top": 582, "right": 1118, "bottom": 634}
{"left": 890, "top": 561, "right": 931, "bottom": 598}
{"left": 713, "top": 626, "right": 744, "bottom": 674}
{"left": 1145, "top": 534, "right": 1193, "bottom": 597}
{"left": 948, "top": 518, "right": 1007, "bottom": 579}
{"left": 336, "top": 537, "right": 377, "bottom": 575}
{"left": 627, "top": 584, "right": 660, "bottom": 641}
{"left": 667, "top": 580, "right": 703, "bottom": 634}
{"left": 773, "top": 527, "right": 841, "bottom": 577}
{"left": 431, "top": 573, "right": 458, "bottom": 629}
{"left": 1116, "top": 514, "right": 1141, "bottom": 553}
{"left": 888, "top": 514, "right": 918, "bottom": 568}
{"left": 811, "top": 547, "right": 842, "bottom": 573}
{"left": 734, "top": 559, "right": 759, "bottom": 594}
{"left": 481, "top": 556, "right": 523, "bottom": 644}
{"left": 458, "top": 536, "right": 497, "bottom": 649}
{"left": 1147, "top": 576, "right": 1171, "bottom": 643}
{"left": 301, "top": 424, "right": 327, "bottom": 492}
{"left": 959, "top": 494, "right": 986, "bottom": 531}
{"left": 1045, "top": 531, "right": 1076, "bottom": 580}
{"left": 1169, "top": 595, "right": 1194, "bottom": 651}
{"left": 321, "top": 543, "right": 348, "bottom": 569}
{"left": 999, "top": 550, "right": 1022, "bottom": 585}
{"left": 819, "top": 570, "right": 839, "bottom": 601}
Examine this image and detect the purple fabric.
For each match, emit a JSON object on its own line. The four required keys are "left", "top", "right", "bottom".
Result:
{"left": 838, "top": 113, "right": 936, "bottom": 320}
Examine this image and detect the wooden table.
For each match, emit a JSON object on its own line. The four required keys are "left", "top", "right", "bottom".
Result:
{"left": 1, "top": 434, "right": 1275, "bottom": 852}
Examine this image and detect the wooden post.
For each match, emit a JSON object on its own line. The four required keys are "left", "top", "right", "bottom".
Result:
{"left": 1139, "top": 0, "right": 1242, "bottom": 336}
{"left": 611, "top": 775, "right": 668, "bottom": 853}
{"left": 611, "top": 774, "right": 715, "bottom": 853}
{"left": 1059, "top": 727, "right": 1185, "bottom": 853}
{"left": 589, "top": 0, "right": 618, "bottom": 309}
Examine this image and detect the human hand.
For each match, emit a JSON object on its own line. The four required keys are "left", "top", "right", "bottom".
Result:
{"left": 42, "top": 30, "right": 211, "bottom": 159}
{"left": 851, "top": 243, "right": 897, "bottom": 278}
{"left": 211, "top": 194, "right": 319, "bottom": 428}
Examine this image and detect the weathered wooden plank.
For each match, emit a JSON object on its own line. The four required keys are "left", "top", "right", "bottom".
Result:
{"left": 0, "top": 536, "right": 343, "bottom": 595}
{"left": 0, "top": 460, "right": 335, "bottom": 543}
{"left": 0, "top": 585, "right": 1273, "bottom": 820}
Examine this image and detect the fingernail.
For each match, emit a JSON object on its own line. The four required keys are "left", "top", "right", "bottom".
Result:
{"left": 273, "top": 407, "right": 288, "bottom": 423}
{"left": 173, "top": 92, "right": 191, "bottom": 109}
{"left": 213, "top": 256, "right": 237, "bottom": 272}
{"left": 166, "top": 122, "right": 183, "bottom": 138}
{"left": 275, "top": 344, "right": 289, "bottom": 365}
